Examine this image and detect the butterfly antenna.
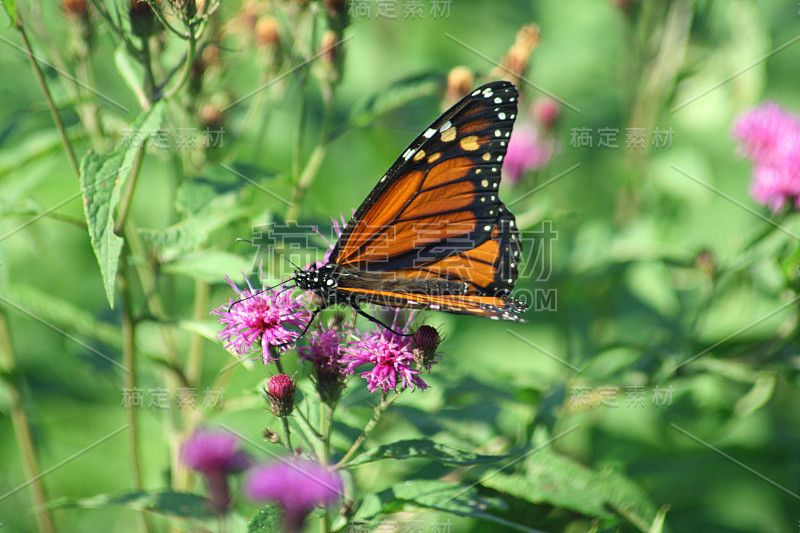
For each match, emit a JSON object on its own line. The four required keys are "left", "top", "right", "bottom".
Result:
{"left": 236, "top": 238, "right": 303, "bottom": 270}
{"left": 227, "top": 281, "right": 296, "bottom": 312}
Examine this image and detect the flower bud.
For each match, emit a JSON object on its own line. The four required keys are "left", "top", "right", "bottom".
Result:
{"left": 266, "top": 374, "right": 295, "bottom": 417}
{"left": 320, "top": 29, "right": 339, "bottom": 67}
{"left": 172, "top": 0, "right": 197, "bottom": 19}
{"left": 446, "top": 66, "right": 474, "bottom": 103}
{"left": 532, "top": 97, "right": 561, "bottom": 130}
{"left": 62, "top": 0, "right": 88, "bottom": 17}
{"left": 323, "top": 0, "right": 346, "bottom": 16}
{"left": 255, "top": 16, "right": 280, "bottom": 48}
{"left": 129, "top": 0, "right": 158, "bottom": 38}
{"left": 412, "top": 325, "right": 441, "bottom": 369}
{"left": 199, "top": 102, "right": 224, "bottom": 130}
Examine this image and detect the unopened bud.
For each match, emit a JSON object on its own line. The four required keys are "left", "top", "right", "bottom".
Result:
{"left": 172, "top": 0, "right": 197, "bottom": 19}
{"left": 199, "top": 102, "right": 224, "bottom": 130}
{"left": 62, "top": 0, "right": 88, "bottom": 17}
{"left": 532, "top": 97, "right": 561, "bottom": 130}
{"left": 266, "top": 374, "right": 295, "bottom": 417}
{"left": 255, "top": 16, "right": 280, "bottom": 48}
{"left": 130, "top": 0, "right": 158, "bottom": 37}
{"left": 320, "top": 30, "right": 339, "bottom": 66}
{"left": 412, "top": 325, "right": 441, "bottom": 368}
{"left": 323, "top": 0, "right": 346, "bottom": 16}
{"left": 446, "top": 66, "right": 474, "bottom": 103}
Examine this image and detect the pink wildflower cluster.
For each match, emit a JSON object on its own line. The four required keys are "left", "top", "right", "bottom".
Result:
{"left": 733, "top": 103, "right": 800, "bottom": 211}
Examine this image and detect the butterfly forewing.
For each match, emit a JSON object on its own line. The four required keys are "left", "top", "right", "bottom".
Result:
{"left": 318, "top": 81, "right": 527, "bottom": 322}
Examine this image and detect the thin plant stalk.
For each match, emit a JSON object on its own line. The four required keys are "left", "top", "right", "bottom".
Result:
{"left": 12, "top": 9, "right": 80, "bottom": 179}
{"left": 0, "top": 312, "right": 57, "bottom": 533}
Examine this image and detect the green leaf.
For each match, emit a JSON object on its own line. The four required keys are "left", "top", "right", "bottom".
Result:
{"left": 480, "top": 442, "right": 658, "bottom": 532}
{"left": 80, "top": 101, "right": 165, "bottom": 308}
{"left": 346, "top": 438, "right": 509, "bottom": 467}
{"left": 734, "top": 373, "right": 776, "bottom": 417}
{"left": 50, "top": 491, "right": 213, "bottom": 519}
{"left": 161, "top": 251, "right": 252, "bottom": 282}
{"left": 247, "top": 504, "right": 283, "bottom": 532}
{"left": 347, "top": 73, "right": 442, "bottom": 130}
{"left": 2, "top": 0, "right": 15, "bottom": 26}
{"left": 354, "top": 479, "right": 503, "bottom": 520}
{"left": 114, "top": 45, "right": 145, "bottom": 103}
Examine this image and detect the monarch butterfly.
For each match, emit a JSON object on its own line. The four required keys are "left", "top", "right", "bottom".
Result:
{"left": 292, "top": 80, "right": 528, "bottom": 330}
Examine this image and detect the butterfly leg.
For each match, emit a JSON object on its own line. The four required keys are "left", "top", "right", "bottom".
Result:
{"left": 353, "top": 306, "right": 413, "bottom": 337}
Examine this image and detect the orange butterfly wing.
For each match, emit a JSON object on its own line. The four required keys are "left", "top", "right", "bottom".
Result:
{"left": 329, "top": 81, "right": 527, "bottom": 321}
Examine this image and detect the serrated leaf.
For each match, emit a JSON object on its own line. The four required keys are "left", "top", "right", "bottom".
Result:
{"left": 480, "top": 445, "right": 658, "bottom": 532}
{"left": 346, "top": 438, "right": 509, "bottom": 467}
{"left": 80, "top": 101, "right": 165, "bottom": 308}
{"left": 347, "top": 73, "right": 442, "bottom": 129}
{"left": 50, "top": 491, "right": 213, "bottom": 519}
{"left": 247, "top": 504, "right": 283, "bottom": 532}
{"left": 161, "top": 251, "right": 251, "bottom": 282}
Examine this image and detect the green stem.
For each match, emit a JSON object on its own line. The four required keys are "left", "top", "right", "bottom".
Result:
{"left": 0, "top": 312, "right": 57, "bottom": 533}
{"left": 114, "top": 143, "right": 147, "bottom": 235}
{"left": 119, "top": 257, "right": 154, "bottom": 533}
{"left": 14, "top": 10, "right": 80, "bottom": 179}
{"left": 162, "top": 30, "right": 197, "bottom": 100}
{"left": 280, "top": 416, "right": 294, "bottom": 451}
{"left": 334, "top": 392, "right": 399, "bottom": 469}
{"left": 185, "top": 279, "right": 209, "bottom": 387}
{"left": 140, "top": 36, "right": 158, "bottom": 103}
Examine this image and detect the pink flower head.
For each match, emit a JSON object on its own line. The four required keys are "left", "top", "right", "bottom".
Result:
{"left": 213, "top": 271, "right": 312, "bottom": 362}
{"left": 342, "top": 310, "right": 433, "bottom": 393}
{"left": 245, "top": 460, "right": 343, "bottom": 532}
{"left": 298, "top": 325, "right": 344, "bottom": 368}
{"left": 181, "top": 429, "right": 250, "bottom": 514}
{"left": 733, "top": 103, "right": 800, "bottom": 211}
{"left": 502, "top": 124, "right": 554, "bottom": 184}
{"left": 181, "top": 430, "right": 250, "bottom": 475}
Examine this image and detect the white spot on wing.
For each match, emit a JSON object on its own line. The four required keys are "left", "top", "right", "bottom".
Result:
{"left": 424, "top": 128, "right": 436, "bottom": 138}
{"left": 494, "top": 97, "right": 502, "bottom": 104}
{"left": 498, "top": 112, "right": 506, "bottom": 120}
{"left": 439, "top": 121, "right": 452, "bottom": 133}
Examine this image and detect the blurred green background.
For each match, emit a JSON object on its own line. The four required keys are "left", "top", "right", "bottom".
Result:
{"left": 1, "top": 0, "right": 800, "bottom": 531}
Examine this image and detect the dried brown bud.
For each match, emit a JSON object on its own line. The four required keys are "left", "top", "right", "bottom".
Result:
{"left": 320, "top": 30, "right": 339, "bottom": 66}
{"left": 515, "top": 24, "right": 540, "bottom": 52}
{"left": 255, "top": 16, "right": 280, "bottom": 47}
{"left": 446, "top": 66, "right": 474, "bottom": 103}
{"left": 62, "top": 0, "right": 88, "bottom": 16}
{"left": 323, "top": 0, "right": 346, "bottom": 16}
{"left": 199, "top": 103, "right": 224, "bottom": 130}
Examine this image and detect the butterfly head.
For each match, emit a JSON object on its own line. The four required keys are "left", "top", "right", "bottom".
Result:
{"left": 293, "top": 263, "right": 338, "bottom": 294}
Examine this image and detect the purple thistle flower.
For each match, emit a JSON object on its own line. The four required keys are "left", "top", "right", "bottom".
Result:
{"left": 213, "top": 272, "right": 312, "bottom": 362}
{"left": 733, "top": 103, "right": 800, "bottom": 211}
{"left": 299, "top": 321, "right": 349, "bottom": 404}
{"left": 502, "top": 124, "right": 554, "bottom": 184}
{"left": 342, "top": 311, "right": 433, "bottom": 393}
{"left": 244, "top": 460, "right": 343, "bottom": 532}
{"left": 181, "top": 430, "right": 250, "bottom": 514}
{"left": 182, "top": 430, "right": 250, "bottom": 474}
{"left": 298, "top": 324, "right": 344, "bottom": 368}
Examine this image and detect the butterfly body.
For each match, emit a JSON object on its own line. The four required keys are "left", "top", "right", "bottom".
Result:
{"left": 294, "top": 80, "right": 529, "bottom": 324}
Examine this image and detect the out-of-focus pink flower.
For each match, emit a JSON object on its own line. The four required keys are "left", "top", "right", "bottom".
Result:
{"left": 733, "top": 103, "right": 800, "bottom": 211}
{"left": 213, "top": 271, "right": 312, "bottom": 362}
{"left": 181, "top": 430, "right": 250, "bottom": 514}
{"left": 244, "top": 460, "right": 343, "bottom": 532}
{"left": 502, "top": 124, "right": 554, "bottom": 184}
